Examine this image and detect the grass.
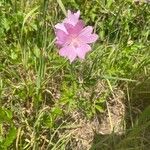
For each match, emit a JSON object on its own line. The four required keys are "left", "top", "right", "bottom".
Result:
{"left": 0, "top": 0, "right": 150, "bottom": 149}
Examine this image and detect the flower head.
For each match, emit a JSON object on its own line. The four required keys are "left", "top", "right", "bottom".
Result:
{"left": 55, "top": 10, "right": 98, "bottom": 63}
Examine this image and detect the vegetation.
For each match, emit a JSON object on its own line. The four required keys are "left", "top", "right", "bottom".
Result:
{"left": 0, "top": 0, "right": 150, "bottom": 149}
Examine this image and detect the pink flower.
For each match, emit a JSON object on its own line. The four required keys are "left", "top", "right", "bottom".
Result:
{"left": 55, "top": 10, "right": 98, "bottom": 63}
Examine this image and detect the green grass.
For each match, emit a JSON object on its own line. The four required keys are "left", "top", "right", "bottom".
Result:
{"left": 0, "top": 0, "right": 150, "bottom": 149}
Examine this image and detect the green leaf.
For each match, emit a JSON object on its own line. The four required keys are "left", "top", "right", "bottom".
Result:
{"left": 95, "top": 105, "right": 104, "bottom": 113}
{"left": 138, "top": 106, "right": 150, "bottom": 125}
{"left": 52, "top": 107, "right": 63, "bottom": 116}
{"left": 0, "top": 108, "right": 12, "bottom": 123}
{"left": 56, "top": 0, "right": 67, "bottom": 16}
{"left": 3, "top": 127, "right": 17, "bottom": 148}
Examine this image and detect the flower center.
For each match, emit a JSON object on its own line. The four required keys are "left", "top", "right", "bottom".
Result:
{"left": 69, "top": 35, "right": 80, "bottom": 48}
{"left": 72, "top": 40, "right": 79, "bottom": 48}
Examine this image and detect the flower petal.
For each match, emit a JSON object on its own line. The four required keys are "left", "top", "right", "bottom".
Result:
{"left": 81, "top": 26, "right": 93, "bottom": 34}
{"left": 67, "top": 10, "right": 80, "bottom": 19}
{"left": 76, "top": 43, "right": 91, "bottom": 59}
{"left": 64, "top": 20, "right": 85, "bottom": 35}
{"left": 59, "top": 45, "right": 77, "bottom": 62}
{"left": 78, "top": 26, "right": 98, "bottom": 43}
{"left": 55, "top": 23, "right": 68, "bottom": 34}
{"left": 64, "top": 10, "right": 80, "bottom": 26}
{"left": 55, "top": 29, "right": 68, "bottom": 46}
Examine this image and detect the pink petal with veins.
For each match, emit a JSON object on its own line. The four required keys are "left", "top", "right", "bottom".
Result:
{"left": 64, "top": 10, "right": 80, "bottom": 26}
{"left": 55, "top": 23, "right": 68, "bottom": 34}
{"left": 78, "top": 26, "right": 99, "bottom": 43}
{"left": 59, "top": 45, "right": 77, "bottom": 62}
{"left": 76, "top": 43, "right": 91, "bottom": 59}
